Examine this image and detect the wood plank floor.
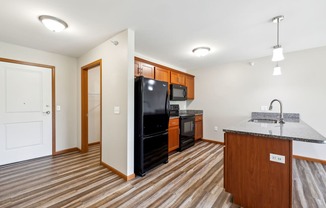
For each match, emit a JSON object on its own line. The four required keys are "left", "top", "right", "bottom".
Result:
{"left": 0, "top": 141, "right": 237, "bottom": 208}
{"left": 1, "top": 141, "right": 325, "bottom": 208}
{"left": 293, "top": 159, "right": 326, "bottom": 208}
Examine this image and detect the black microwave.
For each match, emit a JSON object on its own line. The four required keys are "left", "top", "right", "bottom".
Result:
{"left": 170, "top": 84, "right": 187, "bottom": 101}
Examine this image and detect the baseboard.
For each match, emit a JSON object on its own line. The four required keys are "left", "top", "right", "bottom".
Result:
{"left": 100, "top": 161, "right": 135, "bottom": 181}
{"left": 53, "top": 147, "right": 80, "bottom": 155}
{"left": 88, "top": 141, "right": 100, "bottom": 146}
{"left": 293, "top": 155, "right": 326, "bottom": 165}
{"left": 201, "top": 138, "right": 225, "bottom": 145}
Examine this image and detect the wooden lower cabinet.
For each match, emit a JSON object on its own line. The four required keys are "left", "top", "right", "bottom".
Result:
{"left": 195, "top": 115, "right": 203, "bottom": 140}
{"left": 224, "top": 132, "right": 292, "bottom": 208}
{"left": 168, "top": 118, "right": 179, "bottom": 152}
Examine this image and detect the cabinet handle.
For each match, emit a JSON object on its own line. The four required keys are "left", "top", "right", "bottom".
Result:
{"left": 139, "top": 67, "right": 143, "bottom": 75}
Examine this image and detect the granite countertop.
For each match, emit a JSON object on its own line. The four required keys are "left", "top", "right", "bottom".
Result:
{"left": 179, "top": 110, "right": 203, "bottom": 115}
{"left": 223, "top": 112, "right": 326, "bottom": 144}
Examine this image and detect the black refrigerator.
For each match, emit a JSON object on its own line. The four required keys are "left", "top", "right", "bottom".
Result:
{"left": 134, "top": 76, "right": 170, "bottom": 176}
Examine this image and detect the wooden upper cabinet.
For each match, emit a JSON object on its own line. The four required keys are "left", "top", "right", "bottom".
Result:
{"left": 170, "top": 71, "right": 186, "bottom": 86}
{"left": 134, "top": 60, "right": 155, "bottom": 79}
{"left": 155, "top": 67, "right": 170, "bottom": 83}
{"left": 134, "top": 60, "right": 141, "bottom": 77}
{"left": 186, "top": 75, "right": 194, "bottom": 100}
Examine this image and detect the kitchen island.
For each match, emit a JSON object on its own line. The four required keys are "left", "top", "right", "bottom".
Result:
{"left": 223, "top": 113, "right": 326, "bottom": 208}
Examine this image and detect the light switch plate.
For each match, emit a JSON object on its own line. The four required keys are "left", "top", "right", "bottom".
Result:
{"left": 56, "top": 105, "right": 61, "bottom": 111}
{"left": 270, "top": 153, "right": 285, "bottom": 164}
{"left": 114, "top": 106, "right": 120, "bottom": 114}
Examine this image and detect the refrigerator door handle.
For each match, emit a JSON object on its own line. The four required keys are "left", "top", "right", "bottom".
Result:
{"left": 165, "top": 92, "right": 170, "bottom": 118}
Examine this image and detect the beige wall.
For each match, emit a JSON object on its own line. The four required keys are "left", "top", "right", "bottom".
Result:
{"left": 78, "top": 29, "right": 135, "bottom": 176}
{"left": 0, "top": 41, "right": 78, "bottom": 151}
{"left": 88, "top": 65, "right": 100, "bottom": 144}
{"left": 187, "top": 46, "right": 326, "bottom": 160}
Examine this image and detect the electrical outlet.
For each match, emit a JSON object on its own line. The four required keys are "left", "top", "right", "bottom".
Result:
{"left": 270, "top": 153, "right": 285, "bottom": 164}
{"left": 214, "top": 126, "right": 218, "bottom": 132}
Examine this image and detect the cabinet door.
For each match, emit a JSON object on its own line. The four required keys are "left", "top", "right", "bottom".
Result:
{"left": 140, "top": 63, "right": 155, "bottom": 79}
{"left": 195, "top": 115, "right": 203, "bottom": 140}
{"left": 155, "top": 67, "right": 170, "bottom": 83}
{"left": 170, "top": 71, "right": 179, "bottom": 84}
{"left": 171, "top": 71, "right": 186, "bottom": 85}
{"left": 168, "top": 118, "right": 179, "bottom": 152}
{"left": 178, "top": 73, "right": 186, "bottom": 86}
{"left": 134, "top": 60, "right": 141, "bottom": 77}
{"left": 168, "top": 126, "right": 179, "bottom": 152}
{"left": 186, "top": 75, "right": 194, "bottom": 100}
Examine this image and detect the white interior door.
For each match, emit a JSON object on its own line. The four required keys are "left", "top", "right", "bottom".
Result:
{"left": 0, "top": 62, "right": 52, "bottom": 165}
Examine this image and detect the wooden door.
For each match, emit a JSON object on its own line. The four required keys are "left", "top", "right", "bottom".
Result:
{"left": 186, "top": 75, "right": 194, "bottom": 100}
{"left": 0, "top": 62, "right": 52, "bottom": 165}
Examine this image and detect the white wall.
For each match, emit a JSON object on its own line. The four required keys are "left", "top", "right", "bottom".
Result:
{"left": 0, "top": 41, "right": 78, "bottom": 152}
{"left": 78, "top": 29, "right": 135, "bottom": 176}
{"left": 188, "top": 46, "right": 326, "bottom": 160}
{"left": 135, "top": 52, "right": 187, "bottom": 72}
{"left": 88, "top": 66, "right": 100, "bottom": 144}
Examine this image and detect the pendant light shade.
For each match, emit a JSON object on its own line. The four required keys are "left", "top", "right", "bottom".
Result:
{"left": 273, "top": 64, "right": 282, "bottom": 76}
{"left": 272, "top": 46, "right": 284, "bottom": 62}
{"left": 39, "top": 15, "right": 68, "bottom": 32}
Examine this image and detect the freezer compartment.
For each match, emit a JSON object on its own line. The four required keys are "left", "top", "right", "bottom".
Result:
{"left": 135, "top": 131, "right": 168, "bottom": 176}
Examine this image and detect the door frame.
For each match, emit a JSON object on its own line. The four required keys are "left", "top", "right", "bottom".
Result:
{"left": 0, "top": 57, "right": 56, "bottom": 155}
{"left": 81, "top": 59, "right": 102, "bottom": 155}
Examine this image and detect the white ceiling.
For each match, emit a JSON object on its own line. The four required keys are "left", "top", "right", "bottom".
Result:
{"left": 1, "top": 0, "right": 326, "bottom": 70}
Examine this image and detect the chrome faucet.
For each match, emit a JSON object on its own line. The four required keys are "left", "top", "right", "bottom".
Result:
{"left": 269, "top": 99, "right": 285, "bottom": 124}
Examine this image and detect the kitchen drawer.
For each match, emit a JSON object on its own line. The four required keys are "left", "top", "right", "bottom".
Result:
{"left": 169, "top": 118, "right": 179, "bottom": 127}
{"left": 195, "top": 115, "right": 203, "bottom": 121}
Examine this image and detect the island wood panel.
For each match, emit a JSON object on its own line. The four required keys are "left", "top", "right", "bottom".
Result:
{"left": 224, "top": 132, "right": 292, "bottom": 208}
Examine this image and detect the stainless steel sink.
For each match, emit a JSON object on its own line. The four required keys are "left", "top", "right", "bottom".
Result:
{"left": 248, "top": 118, "right": 278, "bottom": 124}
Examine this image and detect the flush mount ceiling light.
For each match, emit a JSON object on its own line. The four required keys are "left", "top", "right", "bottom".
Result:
{"left": 39, "top": 15, "right": 68, "bottom": 32}
{"left": 192, "top": 47, "right": 210, "bottom": 57}
{"left": 273, "top": 63, "right": 282, "bottom": 76}
{"left": 272, "top": 15, "right": 284, "bottom": 62}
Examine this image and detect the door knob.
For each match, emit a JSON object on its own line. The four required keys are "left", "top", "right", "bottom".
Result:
{"left": 44, "top": 111, "right": 51, "bottom": 114}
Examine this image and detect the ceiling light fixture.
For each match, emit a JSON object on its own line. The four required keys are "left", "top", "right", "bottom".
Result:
{"left": 192, "top": 47, "right": 210, "bottom": 57}
{"left": 39, "top": 15, "right": 68, "bottom": 32}
{"left": 273, "top": 63, "right": 282, "bottom": 76}
{"left": 272, "top": 15, "right": 284, "bottom": 62}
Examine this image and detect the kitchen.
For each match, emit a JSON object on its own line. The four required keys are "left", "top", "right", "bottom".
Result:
{"left": 1, "top": 0, "right": 326, "bottom": 207}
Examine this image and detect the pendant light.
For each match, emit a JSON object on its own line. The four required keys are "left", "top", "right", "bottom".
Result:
{"left": 272, "top": 16, "right": 284, "bottom": 62}
{"left": 273, "top": 63, "right": 282, "bottom": 76}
